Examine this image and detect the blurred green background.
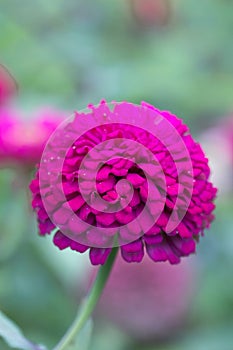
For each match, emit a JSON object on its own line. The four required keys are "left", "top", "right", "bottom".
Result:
{"left": 0, "top": 0, "right": 233, "bottom": 349}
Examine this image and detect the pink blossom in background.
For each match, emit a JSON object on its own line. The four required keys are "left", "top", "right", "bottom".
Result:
{"left": 0, "top": 64, "right": 17, "bottom": 105}
{"left": 96, "top": 255, "right": 195, "bottom": 342}
{"left": 30, "top": 101, "right": 217, "bottom": 266}
{"left": 199, "top": 116, "right": 233, "bottom": 194}
{"left": 0, "top": 108, "right": 66, "bottom": 167}
{"left": 225, "top": 116, "right": 233, "bottom": 163}
{"left": 129, "top": 0, "right": 171, "bottom": 27}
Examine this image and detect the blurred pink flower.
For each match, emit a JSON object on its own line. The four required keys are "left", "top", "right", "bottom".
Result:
{"left": 129, "top": 0, "right": 171, "bottom": 27}
{"left": 0, "top": 108, "right": 66, "bottom": 167}
{"left": 225, "top": 116, "right": 233, "bottom": 163}
{"left": 199, "top": 116, "right": 233, "bottom": 194}
{"left": 96, "top": 255, "right": 195, "bottom": 342}
{"left": 0, "top": 64, "right": 17, "bottom": 105}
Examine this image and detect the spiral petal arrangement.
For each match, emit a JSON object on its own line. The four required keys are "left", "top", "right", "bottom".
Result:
{"left": 30, "top": 101, "right": 217, "bottom": 265}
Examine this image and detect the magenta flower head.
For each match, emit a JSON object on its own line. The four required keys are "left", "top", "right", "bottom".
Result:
{"left": 0, "top": 108, "right": 66, "bottom": 168}
{"left": 30, "top": 101, "right": 217, "bottom": 266}
{"left": 0, "top": 64, "right": 17, "bottom": 105}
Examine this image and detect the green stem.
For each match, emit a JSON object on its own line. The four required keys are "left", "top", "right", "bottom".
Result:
{"left": 54, "top": 247, "right": 118, "bottom": 350}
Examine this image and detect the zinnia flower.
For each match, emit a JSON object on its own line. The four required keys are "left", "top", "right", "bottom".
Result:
{"left": 96, "top": 255, "right": 195, "bottom": 341}
{"left": 0, "top": 108, "right": 66, "bottom": 168}
{"left": 30, "top": 101, "right": 217, "bottom": 265}
{"left": 0, "top": 64, "right": 17, "bottom": 105}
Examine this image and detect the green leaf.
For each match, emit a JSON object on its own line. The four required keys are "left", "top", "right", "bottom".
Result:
{"left": 0, "top": 310, "right": 47, "bottom": 350}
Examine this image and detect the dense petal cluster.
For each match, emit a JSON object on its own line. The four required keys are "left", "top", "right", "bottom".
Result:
{"left": 30, "top": 101, "right": 217, "bottom": 265}
{"left": 0, "top": 108, "right": 66, "bottom": 167}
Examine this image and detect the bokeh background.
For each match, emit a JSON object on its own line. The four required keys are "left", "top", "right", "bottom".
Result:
{"left": 0, "top": 0, "right": 233, "bottom": 349}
